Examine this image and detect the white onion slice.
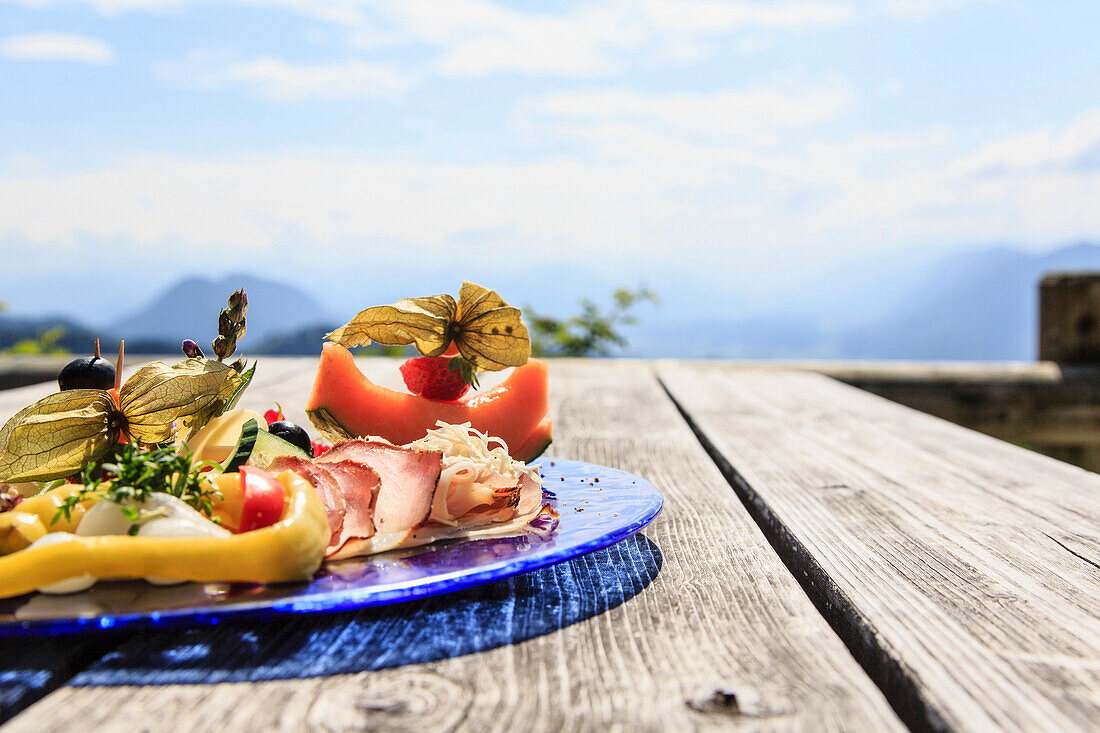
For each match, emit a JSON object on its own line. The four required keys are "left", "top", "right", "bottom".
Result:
{"left": 30, "top": 533, "right": 97, "bottom": 594}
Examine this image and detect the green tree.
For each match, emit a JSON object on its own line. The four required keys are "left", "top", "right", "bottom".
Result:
{"left": 2, "top": 327, "right": 70, "bottom": 355}
{"left": 527, "top": 286, "right": 659, "bottom": 357}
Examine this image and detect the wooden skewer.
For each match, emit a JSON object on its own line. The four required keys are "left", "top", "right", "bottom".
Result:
{"left": 114, "top": 340, "right": 124, "bottom": 392}
{"left": 94, "top": 338, "right": 101, "bottom": 359}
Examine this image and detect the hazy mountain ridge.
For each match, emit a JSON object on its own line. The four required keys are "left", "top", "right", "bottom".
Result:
{"left": 627, "top": 242, "right": 1100, "bottom": 360}
{"left": 110, "top": 274, "right": 334, "bottom": 347}
{"left": 4, "top": 244, "right": 1100, "bottom": 359}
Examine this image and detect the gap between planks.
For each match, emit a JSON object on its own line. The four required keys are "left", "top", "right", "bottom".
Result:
{"left": 658, "top": 373, "right": 947, "bottom": 732}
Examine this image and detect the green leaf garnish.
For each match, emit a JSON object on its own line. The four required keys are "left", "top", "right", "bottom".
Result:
{"left": 447, "top": 355, "right": 480, "bottom": 389}
{"left": 223, "top": 360, "right": 257, "bottom": 412}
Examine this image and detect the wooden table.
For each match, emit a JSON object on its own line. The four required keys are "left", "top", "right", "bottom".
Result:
{"left": 1, "top": 358, "right": 1097, "bottom": 732}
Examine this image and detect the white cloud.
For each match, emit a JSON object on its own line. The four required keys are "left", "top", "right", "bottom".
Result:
{"left": 519, "top": 77, "right": 856, "bottom": 145}
{"left": 794, "top": 108, "right": 1100, "bottom": 247}
{"left": 351, "top": 1, "right": 648, "bottom": 77}
{"left": 953, "top": 108, "right": 1100, "bottom": 175}
{"left": 158, "top": 51, "right": 413, "bottom": 99}
{"left": 3, "top": 106, "right": 1097, "bottom": 272}
{"left": 0, "top": 32, "right": 114, "bottom": 63}
{"left": 878, "top": 0, "right": 1001, "bottom": 20}
{"left": 353, "top": 0, "right": 857, "bottom": 76}
{"left": 0, "top": 153, "right": 668, "bottom": 259}
{"left": 4, "top": 0, "right": 862, "bottom": 76}
{"left": 3, "top": 0, "right": 317, "bottom": 15}
{"left": 216, "top": 58, "right": 411, "bottom": 100}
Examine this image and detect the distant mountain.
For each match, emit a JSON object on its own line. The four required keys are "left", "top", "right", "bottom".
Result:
{"left": 254, "top": 322, "right": 337, "bottom": 356}
{"left": 839, "top": 242, "right": 1100, "bottom": 360}
{"left": 110, "top": 274, "right": 333, "bottom": 349}
{"left": 8, "top": 244, "right": 1100, "bottom": 360}
{"left": 629, "top": 242, "right": 1100, "bottom": 360}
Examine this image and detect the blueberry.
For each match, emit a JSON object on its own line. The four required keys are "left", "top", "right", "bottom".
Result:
{"left": 58, "top": 356, "right": 116, "bottom": 391}
{"left": 267, "top": 420, "right": 314, "bottom": 457}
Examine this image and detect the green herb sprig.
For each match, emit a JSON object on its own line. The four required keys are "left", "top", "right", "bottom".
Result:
{"left": 54, "top": 444, "right": 223, "bottom": 527}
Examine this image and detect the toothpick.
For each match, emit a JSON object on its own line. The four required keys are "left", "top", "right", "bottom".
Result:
{"left": 114, "top": 340, "right": 125, "bottom": 391}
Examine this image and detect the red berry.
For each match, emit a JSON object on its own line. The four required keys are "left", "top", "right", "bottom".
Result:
{"left": 312, "top": 440, "right": 331, "bottom": 457}
{"left": 264, "top": 403, "right": 284, "bottom": 426}
{"left": 399, "top": 357, "right": 470, "bottom": 401}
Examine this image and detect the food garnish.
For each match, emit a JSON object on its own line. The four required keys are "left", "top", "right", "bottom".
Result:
{"left": 326, "top": 281, "right": 530, "bottom": 385}
{"left": 0, "top": 290, "right": 257, "bottom": 484}
{"left": 211, "top": 288, "right": 248, "bottom": 366}
{"left": 400, "top": 356, "right": 471, "bottom": 401}
{"left": 54, "top": 443, "right": 223, "bottom": 528}
{"left": 0, "top": 359, "right": 245, "bottom": 483}
{"left": 264, "top": 403, "right": 285, "bottom": 425}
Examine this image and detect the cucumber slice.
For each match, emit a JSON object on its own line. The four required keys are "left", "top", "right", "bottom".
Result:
{"left": 248, "top": 426, "right": 311, "bottom": 470}
{"left": 222, "top": 418, "right": 259, "bottom": 472}
{"left": 221, "top": 419, "right": 310, "bottom": 471}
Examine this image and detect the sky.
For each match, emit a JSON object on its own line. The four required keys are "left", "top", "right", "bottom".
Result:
{"left": 1, "top": 0, "right": 1099, "bottom": 324}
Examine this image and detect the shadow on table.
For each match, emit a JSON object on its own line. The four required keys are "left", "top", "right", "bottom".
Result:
{"left": 65, "top": 532, "right": 661, "bottom": 686}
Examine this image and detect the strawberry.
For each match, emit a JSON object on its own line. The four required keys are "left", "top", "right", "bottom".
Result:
{"left": 400, "top": 356, "right": 471, "bottom": 401}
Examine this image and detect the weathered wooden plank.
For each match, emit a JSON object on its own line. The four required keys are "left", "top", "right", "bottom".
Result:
{"left": 3, "top": 359, "right": 900, "bottom": 731}
{"left": 659, "top": 363, "right": 1100, "bottom": 733}
{"left": 0, "top": 355, "right": 70, "bottom": 391}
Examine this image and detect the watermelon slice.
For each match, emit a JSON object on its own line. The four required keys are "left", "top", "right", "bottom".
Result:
{"left": 306, "top": 343, "right": 552, "bottom": 462}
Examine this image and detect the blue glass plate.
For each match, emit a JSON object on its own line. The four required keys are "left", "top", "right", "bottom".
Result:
{"left": 0, "top": 459, "right": 662, "bottom": 637}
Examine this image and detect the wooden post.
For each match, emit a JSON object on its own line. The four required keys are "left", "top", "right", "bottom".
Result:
{"left": 1039, "top": 272, "right": 1100, "bottom": 363}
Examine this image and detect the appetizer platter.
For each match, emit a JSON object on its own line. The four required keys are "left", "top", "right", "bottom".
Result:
{"left": 0, "top": 283, "right": 662, "bottom": 635}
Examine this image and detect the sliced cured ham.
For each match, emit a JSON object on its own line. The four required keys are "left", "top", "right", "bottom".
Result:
{"left": 516, "top": 473, "right": 542, "bottom": 516}
{"left": 268, "top": 456, "right": 345, "bottom": 549}
{"left": 322, "top": 460, "right": 381, "bottom": 552}
{"left": 318, "top": 439, "right": 442, "bottom": 535}
{"left": 271, "top": 422, "right": 551, "bottom": 562}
